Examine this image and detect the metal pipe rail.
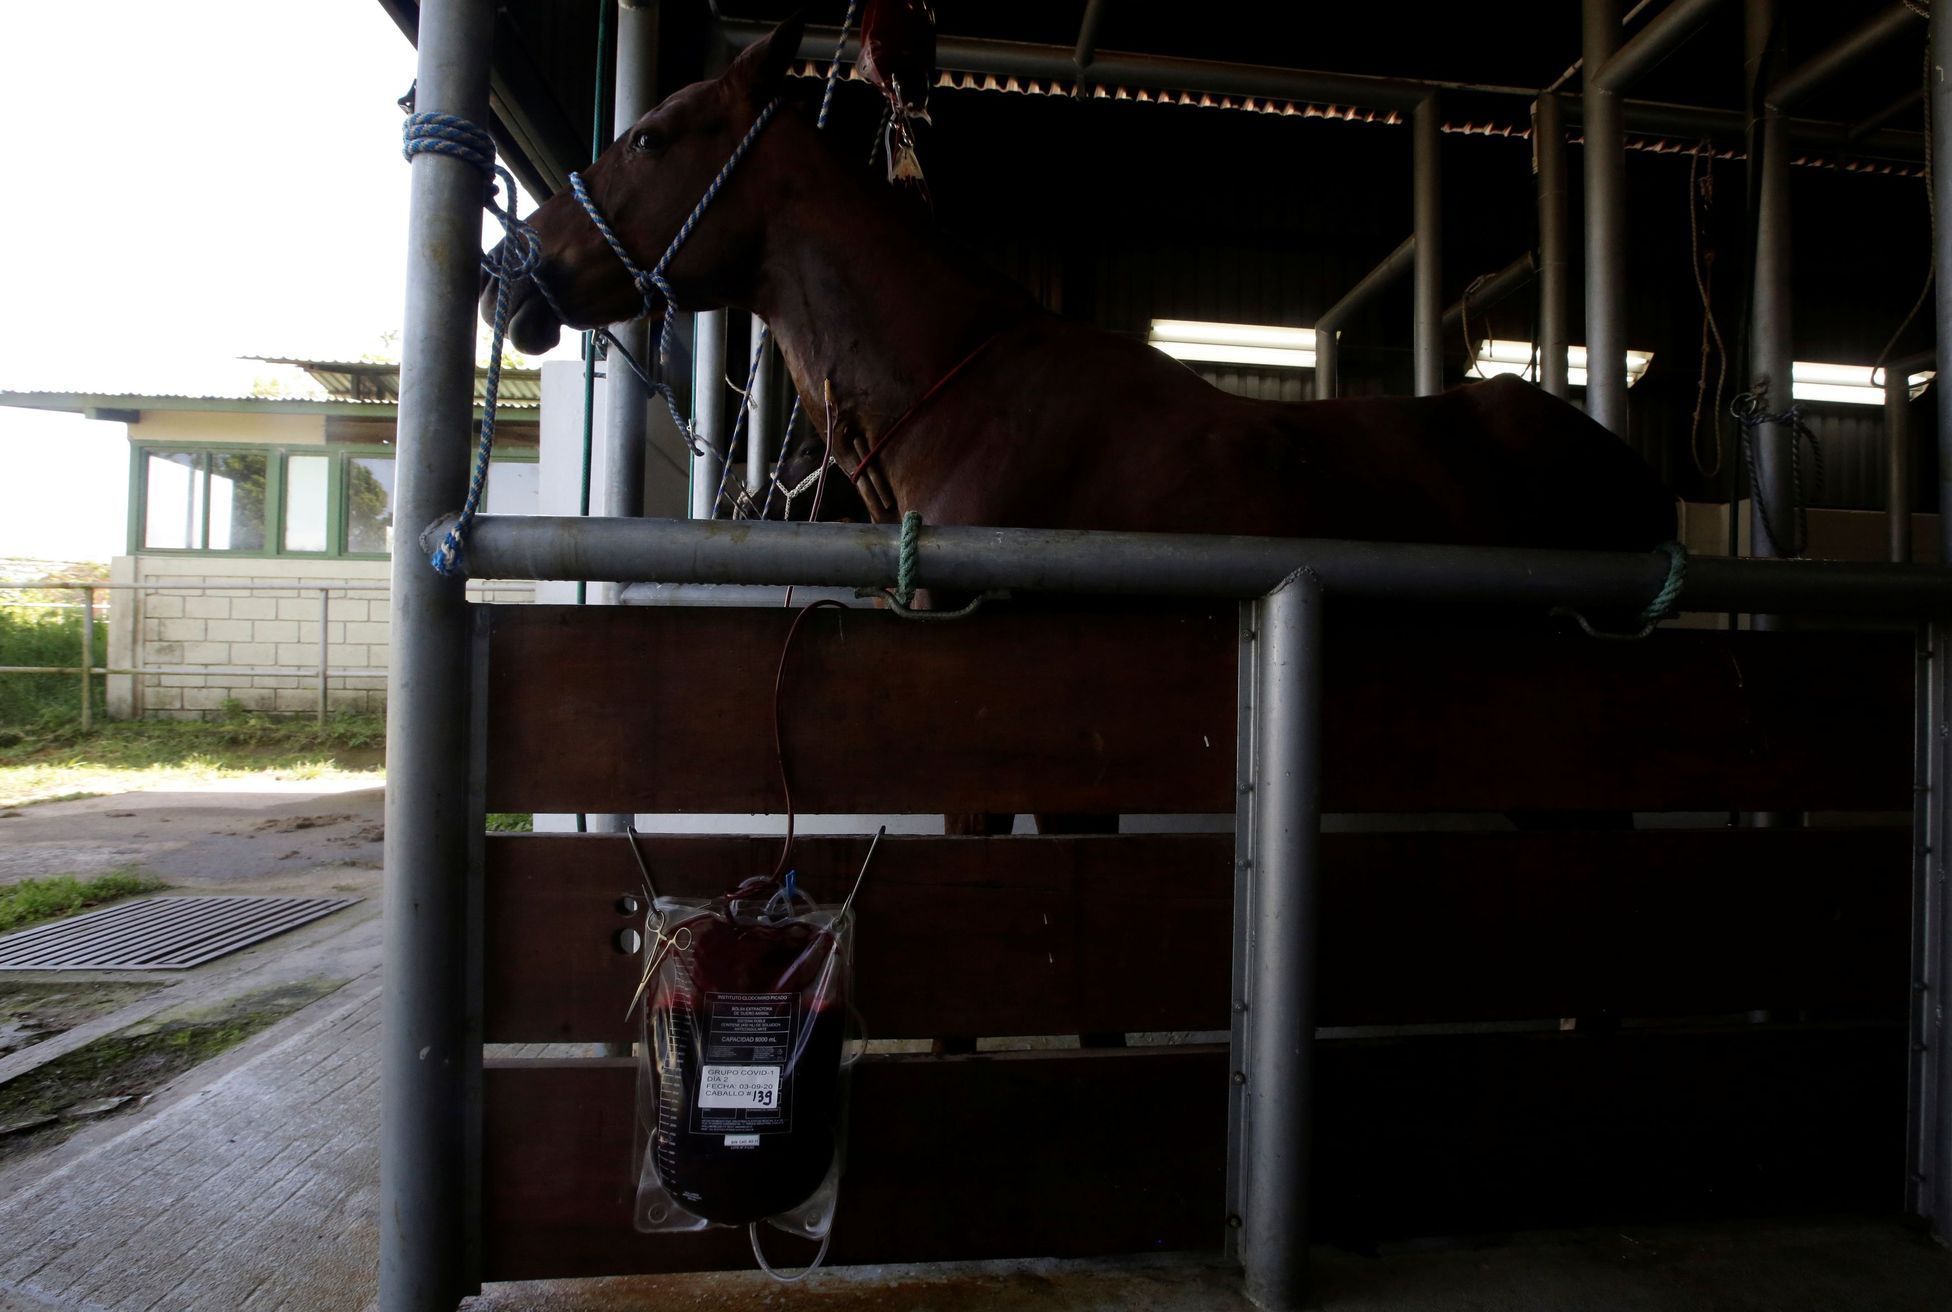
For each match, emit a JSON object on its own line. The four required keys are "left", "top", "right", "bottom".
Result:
{"left": 1885, "top": 349, "right": 1935, "bottom": 563}
{"left": 1442, "top": 251, "right": 1538, "bottom": 335}
{"left": 730, "top": 21, "right": 1925, "bottom": 161}
{"left": 442, "top": 513, "right": 1952, "bottom": 616}
{"left": 1769, "top": 3, "right": 1922, "bottom": 111}
{"left": 1312, "top": 236, "right": 1415, "bottom": 400}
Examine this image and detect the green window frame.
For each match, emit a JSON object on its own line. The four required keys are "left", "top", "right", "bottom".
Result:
{"left": 128, "top": 441, "right": 536, "bottom": 560}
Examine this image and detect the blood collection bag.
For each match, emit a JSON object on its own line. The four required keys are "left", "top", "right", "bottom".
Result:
{"left": 633, "top": 871, "right": 856, "bottom": 1247}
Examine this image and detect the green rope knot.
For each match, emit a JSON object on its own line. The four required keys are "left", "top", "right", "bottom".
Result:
{"left": 896, "top": 510, "right": 922, "bottom": 606}
{"left": 1641, "top": 540, "right": 1688, "bottom": 626}
{"left": 1555, "top": 540, "right": 1689, "bottom": 642}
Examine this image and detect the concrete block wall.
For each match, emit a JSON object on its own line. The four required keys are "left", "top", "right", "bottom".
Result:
{"left": 108, "top": 556, "right": 532, "bottom": 721}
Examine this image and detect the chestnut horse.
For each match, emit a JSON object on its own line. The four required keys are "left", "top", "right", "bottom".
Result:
{"left": 488, "top": 15, "right": 1677, "bottom": 553}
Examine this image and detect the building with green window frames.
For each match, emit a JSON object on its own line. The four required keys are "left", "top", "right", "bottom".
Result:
{"left": 0, "top": 360, "right": 539, "bottom": 720}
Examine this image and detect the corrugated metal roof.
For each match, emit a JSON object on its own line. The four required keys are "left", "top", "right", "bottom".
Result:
{"left": 250, "top": 357, "right": 544, "bottom": 407}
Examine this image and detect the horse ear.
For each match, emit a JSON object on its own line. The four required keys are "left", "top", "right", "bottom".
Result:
{"left": 729, "top": 11, "right": 808, "bottom": 102}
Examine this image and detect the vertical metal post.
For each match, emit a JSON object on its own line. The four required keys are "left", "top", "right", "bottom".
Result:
{"left": 1313, "top": 329, "right": 1337, "bottom": 402}
{"left": 317, "top": 588, "right": 331, "bottom": 728}
{"left": 1412, "top": 96, "right": 1442, "bottom": 398}
{"left": 381, "top": 0, "right": 493, "bottom": 1306}
{"left": 1935, "top": 0, "right": 1952, "bottom": 563}
{"left": 748, "top": 313, "right": 775, "bottom": 497}
{"left": 1908, "top": 619, "right": 1946, "bottom": 1230}
{"left": 1889, "top": 365, "right": 1914, "bottom": 563}
{"left": 1534, "top": 93, "right": 1571, "bottom": 399}
{"left": 1747, "top": 0, "right": 1795, "bottom": 558}
{"left": 1583, "top": 0, "right": 1629, "bottom": 436}
{"left": 78, "top": 586, "right": 94, "bottom": 732}
{"left": 602, "top": 0, "right": 656, "bottom": 535}
{"left": 1926, "top": 0, "right": 1952, "bottom": 1240}
{"left": 1235, "top": 568, "right": 1325, "bottom": 1312}
{"left": 690, "top": 309, "right": 727, "bottom": 519}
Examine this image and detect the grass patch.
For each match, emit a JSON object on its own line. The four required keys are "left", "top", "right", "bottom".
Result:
{"left": 0, "top": 867, "right": 167, "bottom": 934}
{"left": 0, "top": 712, "right": 385, "bottom": 808}
{"left": 484, "top": 812, "right": 533, "bottom": 833}
{"left": 0, "top": 597, "right": 106, "bottom": 726}
{"left": 0, "top": 981, "right": 159, "bottom": 1059}
{"left": 0, "top": 977, "right": 344, "bottom": 1165}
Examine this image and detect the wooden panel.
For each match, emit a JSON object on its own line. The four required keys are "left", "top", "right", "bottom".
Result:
{"left": 483, "top": 827, "right": 1908, "bottom": 1043}
{"left": 483, "top": 603, "right": 1238, "bottom": 815}
{"left": 479, "top": 1025, "right": 1903, "bottom": 1280}
{"left": 480, "top": 1048, "right": 1227, "bottom": 1281}
{"left": 481, "top": 606, "right": 1912, "bottom": 814}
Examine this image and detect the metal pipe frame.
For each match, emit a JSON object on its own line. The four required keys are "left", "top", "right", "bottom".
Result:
{"left": 444, "top": 513, "right": 1952, "bottom": 616}
{"left": 1534, "top": 94, "right": 1572, "bottom": 399}
{"left": 747, "top": 313, "right": 775, "bottom": 498}
{"left": 601, "top": 0, "right": 657, "bottom": 539}
{"left": 1236, "top": 569, "right": 1325, "bottom": 1312}
{"left": 1412, "top": 97, "right": 1443, "bottom": 397}
{"left": 1592, "top": 0, "right": 1731, "bottom": 94}
{"left": 1747, "top": 0, "right": 1796, "bottom": 561}
{"left": 689, "top": 309, "right": 727, "bottom": 519}
{"left": 1885, "top": 350, "right": 1933, "bottom": 564}
{"left": 1928, "top": 0, "right": 1952, "bottom": 1244}
{"left": 381, "top": 0, "right": 494, "bottom": 1306}
{"left": 1936, "top": 0, "right": 1952, "bottom": 567}
{"left": 1072, "top": 0, "right": 1109, "bottom": 76}
{"left": 1584, "top": 0, "right": 1631, "bottom": 437}
{"left": 731, "top": 21, "right": 1923, "bottom": 161}
{"left": 78, "top": 586, "right": 94, "bottom": 733}
{"left": 1313, "top": 236, "right": 1415, "bottom": 401}
{"left": 1441, "top": 251, "right": 1538, "bottom": 335}
{"left": 1769, "top": 3, "right": 1922, "bottom": 111}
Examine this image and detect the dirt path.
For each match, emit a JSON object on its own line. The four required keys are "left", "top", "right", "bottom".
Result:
{"left": 0, "top": 780, "right": 384, "bottom": 897}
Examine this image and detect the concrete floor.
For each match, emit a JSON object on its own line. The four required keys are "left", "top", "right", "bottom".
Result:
{"left": 1, "top": 786, "right": 1951, "bottom": 1309}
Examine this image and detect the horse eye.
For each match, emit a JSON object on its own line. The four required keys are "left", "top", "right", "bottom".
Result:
{"left": 630, "top": 129, "right": 662, "bottom": 154}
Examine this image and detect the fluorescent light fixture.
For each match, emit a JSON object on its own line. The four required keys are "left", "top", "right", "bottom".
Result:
{"left": 1790, "top": 360, "right": 1935, "bottom": 406}
{"left": 1149, "top": 319, "right": 1316, "bottom": 369}
{"left": 1468, "top": 339, "right": 1652, "bottom": 389}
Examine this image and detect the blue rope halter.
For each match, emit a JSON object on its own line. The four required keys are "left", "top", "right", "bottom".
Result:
{"left": 400, "top": 112, "right": 541, "bottom": 575}
{"left": 565, "top": 96, "right": 785, "bottom": 459}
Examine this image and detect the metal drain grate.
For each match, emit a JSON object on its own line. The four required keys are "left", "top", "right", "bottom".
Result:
{"left": 0, "top": 896, "right": 359, "bottom": 971}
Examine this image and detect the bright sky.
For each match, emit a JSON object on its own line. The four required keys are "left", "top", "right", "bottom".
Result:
{"left": 0, "top": 0, "right": 570, "bottom": 563}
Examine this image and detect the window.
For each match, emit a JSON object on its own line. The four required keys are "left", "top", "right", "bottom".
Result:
{"left": 133, "top": 442, "right": 536, "bottom": 558}
{"left": 283, "top": 455, "right": 331, "bottom": 553}
{"left": 142, "top": 450, "right": 266, "bottom": 551}
{"left": 345, "top": 456, "right": 396, "bottom": 555}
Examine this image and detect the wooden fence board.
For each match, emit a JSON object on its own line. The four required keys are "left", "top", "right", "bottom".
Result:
{"left": 483, "top": 828, "right": 1907, "bottom": 1043}
{"left": 482, "top": 607, "right": 1912, "bottom": 814}
{"left": 479, "top": 1024, "right": 1902, "bottom": 1281}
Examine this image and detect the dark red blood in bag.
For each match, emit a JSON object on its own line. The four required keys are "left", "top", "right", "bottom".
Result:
{"left": 650, "top": 907, "right": 845, "bottom": 1225}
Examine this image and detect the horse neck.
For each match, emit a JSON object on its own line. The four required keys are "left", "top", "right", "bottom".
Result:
{"left": 744, "top": 125, "right": 1022, "bottom": 472}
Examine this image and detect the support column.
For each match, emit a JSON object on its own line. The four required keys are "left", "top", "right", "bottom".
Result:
{"left": 1235, "top": 569, "right": 1325, "bottom": 1311}
{"left": 1747, "top": 0, "right": 1795, "bottom": 558}
{"left": 1916, "top": 616, "right": 1951, "bottom": 1238}
{"left": 690, "top": 309, "right": 727, "bottom": 519}
{"left": 1925, "top": 0, "right": 1952, "bottom": 1242}
{"left": 380, "top": 0, "right": 495, "bottom": 1306}
{"left": 595, "top": 0, "right": 655, "bottom": 610}
{"left": 1935, "top": 0, "right": 1952, "bottom": 563}
{"left": 748, "top": 313, "right": 776, "bottom": 499}
{"left": 1534, "top": 93, "right": 1571, "bottom": 399}
{"left": 1583, "top": 0, "right": 1629, "bottom": 435}
{"left": 1412, "top": 97, "right": 1443, "bottom": 398}
{"left": 1887, "top": 359, "right": 1921, "bottom": 563}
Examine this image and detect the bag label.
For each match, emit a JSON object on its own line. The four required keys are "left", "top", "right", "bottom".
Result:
{"left": 692, "top": 991, "right": 797, "bottom": 1134}
{"left": 700, "top": 1064, "right": 781, "bottom": 1109}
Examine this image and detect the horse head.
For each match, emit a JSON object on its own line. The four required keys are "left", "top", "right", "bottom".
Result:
{"left": 486, "top": 14, "right": 808, "bottom": 355}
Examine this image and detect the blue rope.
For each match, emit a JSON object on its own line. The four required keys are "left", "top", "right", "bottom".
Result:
{"left": 567, "top": 97, "right": 785, "bottom": 465}
{"left": 817, "top": 1, "right": 862, "bottom": 130}
{"left": 401, "top": 113, "right": 538, "bottom": 575}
